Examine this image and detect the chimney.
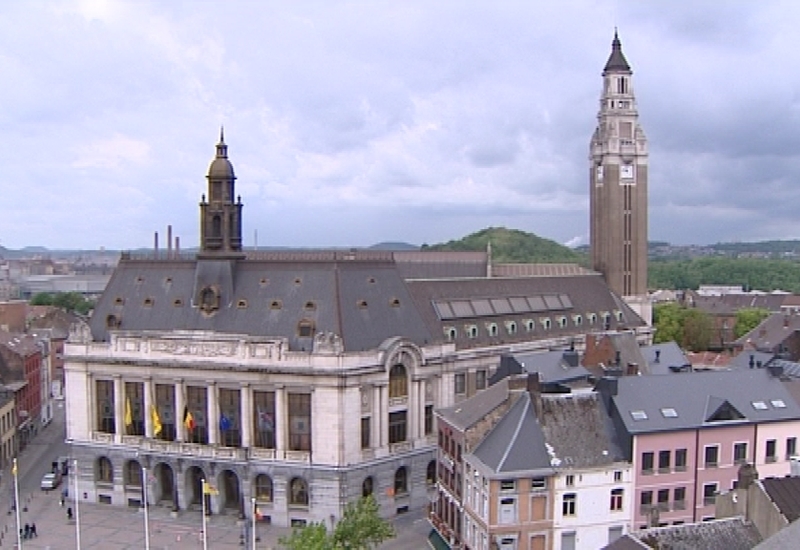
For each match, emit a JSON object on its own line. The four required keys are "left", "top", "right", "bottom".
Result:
{"left": 749, "top": 354, "right": 755, "bottom": 369}
{"left": 175, "top": 236, "right": 180, "bottom": 255}
{"left": 737, "top": 463, "right": 758, "bottom": 490}
{"left": 154, "top": 231, "right": 159, "bottom": 258}
{"left": 626, "top": 362, "right": 639, "bottom": 376}
{"left": 527, "top": 372, "right": 543, "bottom": 422}
{"left": 563, "top": 349, "right": 580, "bottom": 368}
{"left": 615, "top": 350, "right": 621, "bottom": 367}
{"left": 597, "top": 376, "right": 619, "bottom": 396}
{"left": 167, "top": 225, "right": 173, "bottom": 258}
{"left": 655, "top": 349, "right": 661, "bottom": 363}
{"left": 767, "top": 364, "right": 784, "bottom": 378}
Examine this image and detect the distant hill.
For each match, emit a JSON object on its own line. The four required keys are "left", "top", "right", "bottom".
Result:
{"left": 368, "top": 241, "right": 419, "bottom": 251}
{"left": 423, "top": 227, "right": 586, "bottom": 264}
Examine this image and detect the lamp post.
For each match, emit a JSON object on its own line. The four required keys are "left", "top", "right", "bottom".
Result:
{"left": 143, "top": 465, "right": 151, "bottom": 550}
{"left": 74, "top": 459, "right": 81, "bottom": 550}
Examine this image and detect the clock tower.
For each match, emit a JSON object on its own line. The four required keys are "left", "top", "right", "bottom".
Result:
{"left": 590, "top": 31, "right": 651, "bottom": 323}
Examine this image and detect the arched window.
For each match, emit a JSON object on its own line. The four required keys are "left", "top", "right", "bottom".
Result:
{"left": 97, "top": 457, "right": 113, "bottom": 484}
{"left": 525, "top": 319, "right": 535, "bottom": 332}
{"left": 394, "top": 467, "right": 408, "bottom": 496}
{"left": 212, "top": 215, "right": 222, "bottom": 237}
{"left": 362, "top": 476, "right": 374, "bottom": 498}
{"left": 254, "top": 474, "right": 273, "bottom": 503}
{"left": 426, "top": 461, "right": 436, "bottom": 485}
{"left": 288, "top": 477, "right": 309, "bottom": 507}
{"left": 505, "top": 321, "right": 517, "bottom": 335}
{"left": 389, "top": 364, "right": 408, "bottom": 399}
{"left": 486, "top": 323, "right": 498, "bottom": 337}
{"left": 124, "top": 460, "right": 142, "bottom": 487}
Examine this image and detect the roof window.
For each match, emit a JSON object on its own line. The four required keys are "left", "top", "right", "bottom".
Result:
{"left": 114, "top": 297, "right": 124, "bottom": 306}
{"left": 270, "top": 300, "right": 282, "bottom": 310}
{"left": 357, "top": 300, "right": 368, "bottom": 309}
{"left": 390, "top": 298, "right": 401, "bottom": 308}
{"left": 237, "top": 299, "right": 248, "bottom": 309}
{"left": 304, "top": 301, "right": 316, "bottom": 311}
{"left": 770, "top": 399, "right": 786, "bottom": 408}
{"left": 752, "top": 401, "right": 768, "bottom": 410}
{"left": 660, "top": 408, "right": 678, "bottom": 418}
{"left": 630, "top": 410, "right": 648, "bottom": 421}
{"left": 173, "top": 298, "right": 183, "bottom": 307}
{"left": 143, "top": 297, "right": 154, "bottom": 307}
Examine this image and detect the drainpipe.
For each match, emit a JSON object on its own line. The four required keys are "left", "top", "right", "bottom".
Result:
{"left": 693, "top": 428, "right": 699, "bottom": 523}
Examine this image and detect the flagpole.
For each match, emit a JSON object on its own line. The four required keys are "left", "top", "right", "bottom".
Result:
{"left": 74, "top": 458, "right": 82, "bottom": 550}
{"left": 251, "top": 497, "right": 256, "bottom": 550}
{"left": 13, "top": 458, "right": 22, "bottom": 550}
{"left": 143, "top": 465, "right": 151, "bottom": 550}
{"left": 201, "top": 478, "right": 208, "bottom": 550}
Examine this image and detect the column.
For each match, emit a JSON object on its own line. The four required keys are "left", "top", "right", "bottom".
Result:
{"left": 417, "top": 381, "right": 425, "bottom": 438}
{"left": 175, "top": 379, "right": 185, "bottom": 442}
{"left": 144, "top": 377, "right": 153, "bottom": 438}
{"left": 373, "top": 385, "right": 383, "bottom": 448}
{"left": 207, "top": 382, "right": 218, "bottom": 446}
{"left": 240, "top": 384, "right": 252, "bottom": 448}
{"left": 86, "top": 373, "right": 94, "bottom": 435}
{"left": 275, "top": 386, "right": 286, "bottom": 456}
{"left": 408, "top": 379, "right": 418, "bottom": 441}
{"left": 113, "top": 375, "right": 124, "bottom": 441}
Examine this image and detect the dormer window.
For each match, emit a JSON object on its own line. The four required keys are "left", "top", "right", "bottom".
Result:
{"left": 588, "top": 313, "right": 597, "bottom": 325}
{"left": 445, "top": 327, "right": 457, "bottom": 341}
{"left": 165, "top": 277, "right": 172, "bottom": 284}
{"left": 143, "top": 297, "right": 154, "bottom": 307}
{"left": 237, "top": 299, "right": 248, "bottom": 309}
{"left": 259, "top": 278, "right": 269, "bottom": 287}
{"left": 466, "top": 325, "right": 478, "bottom": 339}
{"left": 173, "top": 298, "right": 184, "bottom": 307}
{"left": 573, "top": 315, "right": 583, "bottom": 327}
{"left": 304, "top": 301, "right": 317, "bottom": 311}
{"left": 114, "top": 297, "right": 125, "bottom": 306}
{"left": 297, "top": 319, "right": 315, "bottom": 338}
{"left": 524, "top": 319, "right": 535, "bottom": 332}
{"left": 357, "top": 300, "right": 368, "bottom": 309}
{"left": 200, "top": 287, "right": 220, "bottom": 314}
{"left": 105, "top": 314, "right": 120, "bottom": 329}
{"left": 270, "top": 300, "right": 283, "bottom": 310}
{"left": 540, "top": 317, "right": 551, "bottom": 330}
{"left": 505, "top": 321, "right": 517, "bottom": 335}
{"left": 486, "top": 323, "right": 498, "bottom": 337}
{"left": 557, "top": 316, "right": 568, "bottom": 328}
{"left": 615, "top": 310, "right": 623, "bottom": 322}
{"left": 390, "top": 298, "right": 401, "bottom": 308}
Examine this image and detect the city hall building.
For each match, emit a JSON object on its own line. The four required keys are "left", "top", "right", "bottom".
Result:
{"left": 64, "top": 131, "right": 649, "bottom": 527}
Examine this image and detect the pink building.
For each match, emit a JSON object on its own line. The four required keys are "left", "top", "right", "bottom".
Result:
{"left": 597, "top": 367, "right": 800, "bottom": 528}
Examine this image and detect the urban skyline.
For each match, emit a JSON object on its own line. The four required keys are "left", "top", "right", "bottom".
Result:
{"left": 1, "top": 1, "right": 799, "bottom": 250}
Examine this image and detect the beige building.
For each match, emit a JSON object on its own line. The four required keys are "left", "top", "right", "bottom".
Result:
{"left": 0, "top": 390, "right": 16, "bottom": 470}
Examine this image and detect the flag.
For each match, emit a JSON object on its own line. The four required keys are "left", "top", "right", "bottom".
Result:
{"left": 219, "top": 413, "right": 232, "bottom": 432}
{"left": 151, "top": 405, "right": 162, "bottom": 437}
{"left": 12, "top": 459, "right": 17, "bottom": 476}
{"left": 124, "top": 397, "right": 133, "bottom": 427}
{"left": 183, "top": 406, "right": 196, "bottom": 431}
{"left": 257, "top": 407, "right": 274, "bottom": 433}
{"left": 255, "top": 505, "right": 263, "bottom": 520}
{"left": 202, "top": 481, "right": 219, "bottom": 495}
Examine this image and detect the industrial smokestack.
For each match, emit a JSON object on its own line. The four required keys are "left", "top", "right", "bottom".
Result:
{"left": 175, "top": 236, "right": 180, "bottom": 256}
{"left": 154, "top": 231, "right": 159, "bottom": 258}
{"left": 167, "top": 225, "right": 173, "bottom": 258}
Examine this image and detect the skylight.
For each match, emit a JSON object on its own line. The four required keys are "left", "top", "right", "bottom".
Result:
{"left": 771, "top": 399, "right": 787, "bottom": 408}
{"left": 752, "top": 401, "right": 768, "bottom": 410}
{"left": 660, "top": 408, "right": 678, "bottom": 418}
{"left": 630, "top": 410, "right": 648, "bottom": 421}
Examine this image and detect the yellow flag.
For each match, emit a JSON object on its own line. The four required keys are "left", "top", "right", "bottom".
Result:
{"left": 124, "top": 397, "right": 133, "bottom": 427}
{"left": 151, "top": 405, "right": 162, "bottom": 437}
{"left": 203, "top": 481, "right": 219, "bottom": 495}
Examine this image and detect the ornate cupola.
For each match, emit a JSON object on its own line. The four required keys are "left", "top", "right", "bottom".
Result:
{"left": 198, "top": 128, "right": 244, "bottom": 258}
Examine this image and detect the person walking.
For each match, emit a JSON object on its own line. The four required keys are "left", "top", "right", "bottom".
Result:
{"left": 30, "top": 522, "right": 37, "bottom": 537}
{"left": 67, "top": 506, "right": 73, "bottom": 520}
{"left": 24, "top": 523, "right": 30, "bottom": 539}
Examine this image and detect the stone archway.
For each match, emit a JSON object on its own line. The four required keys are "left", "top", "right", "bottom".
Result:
{"left": 154, "top": 462, "right": 176, "bottom": 506}
{"left": 185, "top": 465, "right": 206, "bottom": 508}
{"left": 218, "top": 469, "right": 241, "bottom": 512}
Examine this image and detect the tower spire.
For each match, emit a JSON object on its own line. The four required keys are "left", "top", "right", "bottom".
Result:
{"left": 604, "top": 29, "right": 631, "bottom": 73}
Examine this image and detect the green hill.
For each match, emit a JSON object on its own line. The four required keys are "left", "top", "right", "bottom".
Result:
{"left": 423, "top": 227, "right": 586, "bottom": 264}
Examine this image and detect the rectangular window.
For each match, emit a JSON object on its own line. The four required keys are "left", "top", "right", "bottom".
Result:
{"left": 614, "top": 470, "right": 622, "bottom": 482}
{"left": 455, "top": 373, "right": 466, "bottom": 395}
{"left": 703, "top": 483, "right": 718, "bottom": 506}
{"left": 675, "top": 448, "right": 688, "bottom": 471}
{"left": 531, "top": 477, "right": 546, "bottom": 490}
{"left": 361, "top": 417, "right": 370, "bottom": 449}
{"left": 787, "top": 437, "right": 797, "bottom": 459}
{"left": 704, "top": 445, "right": 719, "bottom": 468}
{"left": 499, "top": 497, "right": 516, "bottom": 525}
{"left": 658, "top": 450, "right": 671, "bottom": 473}
{"left": 734, "top": 442, "right": 748, "bottom": 464}
{"left": 640, "top": 491, "right": 652, "bottom": 513}
{"left": 388, "top": 411, "right": 407, "bottom": 444}
{"left": 673, "top": 487, "right": 686, "bottom": 510}
{"left": 500, "top": 480, "right": 516, "bottom": 492}
{"left": 657, "top": 489, "right": 669, "bottom": 511}
{"left": 610, "top": 488, "right": 623, "bottom": 511}
{"left": 253, "top": 390, "right": 276, "bottom": 449}
{"left": 766, "top": 439, "right": 777, "bottom": 462}
{"left": 186, "top": 386, "right": 209, "bottom": 444}
{"left": 154, "top": 384, "right": 176, "bottom": 441}
{"left": 123, "top": 381, "right": 145, "bottom": 436}
{"left": 476, "top": 369, "right": 487, "bottom": 390}
{"left": 641, "top": 451, "right": 654, "bottom": 474}
{"left": 218, "top": 388, "right": 241, "bottom": 448}
{"left": 562, "top": 493, "right": 576, "bottom": 516}
{"left": 566, "top": 474, "right": 575, "bottom": 487}
{"left": 96, "top": 379, "right": 115, "bottom": 434}
{"left": 424, "top": 405, "right": 433, "bottom": 435}
{"left": 288, "top": 393, "right": 312, "bottom": 452}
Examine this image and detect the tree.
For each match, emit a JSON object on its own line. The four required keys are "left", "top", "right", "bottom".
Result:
{"left": 279, "top": 495, "right": 394, "bottom": 550}
{"left": 734, "top": 308, "right": 771, "bottom": 339}
{"left": 653, "top": 303, "right": 684, "bottom": 344}
{"left": 29, "top": 292, "right": 55, "bottom": 306}
{"left": 681, "top": 308, "right": 714, "bottom": 352}
{"left": 31, "top": 291, "right": 94, "bottom": 316}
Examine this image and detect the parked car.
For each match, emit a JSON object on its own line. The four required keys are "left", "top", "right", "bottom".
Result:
{"left": 40, "top": 472, "right": 61, "bottom": 491}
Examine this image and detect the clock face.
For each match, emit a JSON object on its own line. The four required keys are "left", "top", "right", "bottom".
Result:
{"left": 621, "top": 164, "right": 634, "bottom": 179}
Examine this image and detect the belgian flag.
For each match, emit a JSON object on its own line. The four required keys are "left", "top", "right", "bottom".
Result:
{"left": 183, "top": 406, "right": 196, "bottom": 431}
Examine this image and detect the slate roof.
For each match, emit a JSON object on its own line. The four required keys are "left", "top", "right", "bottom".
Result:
{"left": 0, "top": 330, "right": 40, "bottom": 356}
{"left": 640, "top": 342, "right": 691, "bottom": 375}
{"left": 608, "top": 332, "right": 648, "bottom": 374}
{"left": 606, "top": 517, "right": 762, "bottom": 550}
{"left": 89, "top": 257, "right": 434, "bottom": 351}
{"left": 491, "top": 263, "right": 595, "bottom": 277}
{"left": 603, "top": 31, "right": 631, "bottom": 73}
{"left": 539, "top": 392, "right": 626, "bottom": 468}
{"left": 753, "top": 515, "right": 800, "bottom": 549}
{"left": 729, "top": 350, "right": 775, "bottom": 371}
{"left": 393, "top": 250, "right": 487, "bottom": 279}
{"left": 765, "top": 359, "right": 800, "bottom": 379}
{"left": 437, "top": 378, "right": 513, "bottom": 432}
{"left": 735, "top": 312, "right": 800, "bottom": 350}
{"left": 609, "top": 369, "right": 800, "bottom": 434}
{"left": 470, "top": 392, "right": 553, "bottom": 475}
{"left": 502, "top": 349, "right": 592, "bottom": 384}
{"left": 762, "top": 477, "right": 800, "bottom": 522}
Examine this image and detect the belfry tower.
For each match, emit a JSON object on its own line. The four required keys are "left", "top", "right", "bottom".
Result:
{"left": 199, "top": 129, "right": 244, "bottom": 258}
{"left": 590, "top": 31, "right": 651, "bottom": 324}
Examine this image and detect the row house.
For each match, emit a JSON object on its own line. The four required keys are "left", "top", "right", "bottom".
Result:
{"left": 596, "top": 367, "right": 800, "bottom": 528}
{"left": 433, "top": 375, "right": 632, "bottom": 550}
{"left": 0, "top": 329, "right": 42, "bottom": 447}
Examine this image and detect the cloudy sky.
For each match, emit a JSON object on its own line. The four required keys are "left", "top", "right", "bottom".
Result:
{"left": 1, "top": 1, "right": 799, "bottom": 251}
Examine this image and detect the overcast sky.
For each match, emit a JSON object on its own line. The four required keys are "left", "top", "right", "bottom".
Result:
{"left": 1, "top": 1, "right": 799, "bottom": 251}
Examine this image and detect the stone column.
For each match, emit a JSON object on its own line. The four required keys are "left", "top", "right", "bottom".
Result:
{"left": 374, "top": 385, "right": 383, "bottom": 448}
{"left": 113, "top": 375, "right": 124, "bottom": 442}
{"left": 207, "top": 382, "right": 218, "bottom": 446}
{"left": 144, "top": 377, "right": 153, "bottom": 438}
{"left": 175, "top": 380, "right": 185, "bottom": 442}
{"left": 408, "top": 379, "right": 418, "bottom": 441}
{"left": 275, "top": 386, "right": 286, "bottom": 457}
{"left": 86, "top": 373, "right": 95, "bottom": 435}
{"left": 240, "top": 384, "right": 252, "bottom": 448}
